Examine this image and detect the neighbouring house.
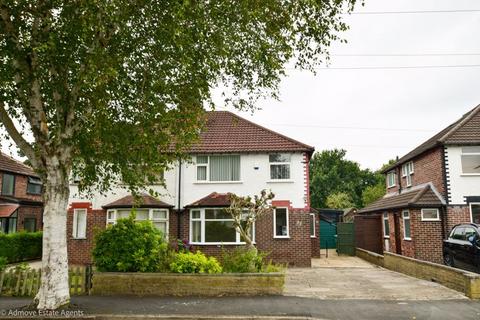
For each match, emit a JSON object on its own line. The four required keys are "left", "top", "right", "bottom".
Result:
{"left": 342, "top": 208, "right": 357, "bottom": 223}
{"left": 357, "top": 104, "right": 480, "bottom": 264}
{"left": 0, "top": 153, "right": 43, "bottom": 233}
{"left": 67, "top": 111, "right": 318, "bottom": 266}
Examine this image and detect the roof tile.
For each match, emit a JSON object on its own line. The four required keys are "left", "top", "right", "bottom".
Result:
{"left": 0, "top": 153, "right": 37, "bottom": 177}
{"left": 102, "top": 194, "right": 173, "bottom": 209}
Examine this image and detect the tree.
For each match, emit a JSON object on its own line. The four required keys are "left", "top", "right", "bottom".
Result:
{"left": 361, "top": 184, "right": 385, "bottom": 206}
{"left": 326, "top": 192, "right": 354, "bottom": 209}
{"left": 0, "top": 1, "right": 356, "bottom": 309}
{"left": 225, "top": 190, "right": 275, "bottom": 253}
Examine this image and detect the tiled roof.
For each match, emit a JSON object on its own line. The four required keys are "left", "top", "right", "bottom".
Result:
{"left": 383, "top": 104, "right": 480, "bottom": 173}
{"left": 189, "top": 111, "right": 314, "bottom": 154}
{"left": 358, "top": 185, "right": 444, "bottom": 214}
{"left": 186, "top": 192, "right": 232, "bottom": 207}
{"left": 102, "top": 194, "right": 173, "bottom": 209}
{"left": 0, "top": 204, "right": 19, "bottom": 218}
{"left": 0, "top": 152, "right": 37, "bottom": 177}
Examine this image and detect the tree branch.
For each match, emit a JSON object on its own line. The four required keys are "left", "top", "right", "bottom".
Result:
{"left": 0, "top": 101, "right": 40, "bottom": 169}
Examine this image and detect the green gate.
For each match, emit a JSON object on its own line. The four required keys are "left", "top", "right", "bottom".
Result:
{"left": 320, "top": 219, "right": 337, "bottom": 249}
{"left": 337, "top": 222, "right": 355, "bottom": 255}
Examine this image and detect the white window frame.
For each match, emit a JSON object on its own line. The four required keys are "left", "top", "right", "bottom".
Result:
{"left": 461, "top": 147, "right": 480, "bottom": 175}
{"left": 310, "top": 213, "right": 316, "bottom": 238}
{"left": 402, "top": 161, "right": 414, "bottom": 187}
{"left": 189, "top": 208, "right": 255, "bottom": 245}
{"left": 273, "top": 207, "right": 290, "bottom": 238}
{"left": 195, "top": 155, "right": 241, "bottom": 183}
{"left": 383, "top": 212, "right": 390, "bottom": 238}
{"left": 387, "top": 171, "right": 396, "bottom": 188}
{"left": 106, "top": 208, "right": 169, "bottom": 237}
{"left": 269, "top": 153, "right": 291, "bottom": 181}
{"left": 195, "top": 156, "right": 209, "bottom": 181}
{"left": 72, "top": 209, "right": 87, "bottom": 239}
{"left": 469, "top": 203, "right": 480, "bottom": 223}
{"left": 421, "top": 208, "right": 440, "bottom": 221}
{"left": 402, "top": 210, "right": 411, "bottom": 240}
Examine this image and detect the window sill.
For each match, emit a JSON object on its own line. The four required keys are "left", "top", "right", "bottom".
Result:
{"left": 403, "top": 237, "right": 412, "bottom": 241}
{"left": 193, "top": 181, "right": 243, "bottom": 185}
{"left": 387, "top": 185, "right": 396, "bottom": 189}
{"left": 421, "top": 219, "right": 440, "bottom": 222}
{"left": 72, "top": 237, "right": 87, "bottom": 240}
{"left": 460, "top": 174, "right": 480, "bottom": 177}
{"left": 267, "top": 180, "right": 294, "bottom": 183}
{"left": 310, "top": 236, "right": 316, "bottom": 238}
{"left": 274, "top": 236, "right": 290, "bottom": 239}
{"left": 384, "top": 236, "right": 390, "bottom": 239}
{"left": 190, "top": 242, "right": 255, "bottom": 246}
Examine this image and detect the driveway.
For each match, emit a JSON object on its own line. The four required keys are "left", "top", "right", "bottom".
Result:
{"left": 285, "top": 253, "right": 466, "bottom": 300}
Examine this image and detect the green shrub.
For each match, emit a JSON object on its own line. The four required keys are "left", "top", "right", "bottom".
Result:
{"left": 170, "top": 251, "right": 222, "bottom": 274}
{"left": 0, "top": 257, "right": 7, "bottom": 271}
{"left": 222, "top": 247, "right": 284, "bottom": 273}
{"left": 92, "top": 216, "right": 170, "bottom": 272}
{"left": 0, "top": 232, "right": 42, "bottom": 263}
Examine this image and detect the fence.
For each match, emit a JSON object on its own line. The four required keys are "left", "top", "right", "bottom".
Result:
{"left": 0, "top": 266, "right": 91, "bottom": 297}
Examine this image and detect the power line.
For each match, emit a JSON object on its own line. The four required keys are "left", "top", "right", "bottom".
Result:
{"left": 331, "top": 53, "right": 480, "bottom": 57}
{"left": 269, "top": 124, "right": 436, "bottom": 133}
{"left": 347, "top": 9, "right": 480, "bottom": 15}
{"left": 290, "top": 64, "right": 480, "bottom": 70}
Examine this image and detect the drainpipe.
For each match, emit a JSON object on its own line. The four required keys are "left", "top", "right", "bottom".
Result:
{"left": 177, "top": 159, "right": 182, "bottom": 239}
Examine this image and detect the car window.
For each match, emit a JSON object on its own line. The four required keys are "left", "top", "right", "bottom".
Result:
{"left": 452, "top": 227, "right": 465, "bottom": 240}
{"left": 465, "top": 227, "right": 478, "bottom": 241}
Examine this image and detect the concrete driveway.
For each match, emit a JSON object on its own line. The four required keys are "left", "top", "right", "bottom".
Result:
{"left": 285, "top": 253, "right": 466, "bottom": 300}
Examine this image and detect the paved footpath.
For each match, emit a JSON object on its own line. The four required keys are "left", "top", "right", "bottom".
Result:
{"left": 1, "top": 296, "right": 480, "bottom": 320}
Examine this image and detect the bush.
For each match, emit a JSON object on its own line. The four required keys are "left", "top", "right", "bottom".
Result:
{"left": 0, "top": 232, "right": 42, "bottom": 263}
{"left": 93, "top": 216, "right": 170, "bottom": 272}
{"left": 170, "top": 251, "right": 222, "bottom": 274}
{"left": 222, "top": 248, "right": 284, "bottom": 273}
{"left": 0, "top": 257, "right": 7, "bottom": 271}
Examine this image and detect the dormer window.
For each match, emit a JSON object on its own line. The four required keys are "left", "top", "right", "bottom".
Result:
{"left": 461, "top": 146, "right": 480, "bottom": 175}
{"left": 387, "top": 171, "right": 396, "bottom": 188}
{"left": 402, "top": 161, "right": 414, "bottom": 187}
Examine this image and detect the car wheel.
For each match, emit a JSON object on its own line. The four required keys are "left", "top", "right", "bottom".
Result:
{"left": 444, "top": 254, "right": 454, "bottom": 267}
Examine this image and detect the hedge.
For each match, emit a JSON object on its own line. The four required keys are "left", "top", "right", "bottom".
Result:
{"left": 0, "top": 232, "right": 43, "bottom": 263}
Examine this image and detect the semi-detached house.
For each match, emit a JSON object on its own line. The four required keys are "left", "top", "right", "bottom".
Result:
{"left": 358, "top": 105, "right": 480, "bottom": 264}
{"left": 67, "top": 111, "right": 319, "bottom": 267}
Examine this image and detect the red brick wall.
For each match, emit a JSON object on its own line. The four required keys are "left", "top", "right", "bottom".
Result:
{"left": 445, "top": 205, "right": 471, "bottom": 232}
{"left": 0, "top": 172, "right": 42, "bottom": 202}
{"left": 16, "top": 205, "right": 43, "bottom": 232}
{"left": 411, "top": 209, "right": 443, "bottom": 264}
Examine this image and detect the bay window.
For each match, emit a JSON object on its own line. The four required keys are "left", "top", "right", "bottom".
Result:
{"left": 461, "top": 147, "right": 480, "bottom": 174}
{"left": 190, "top": 208, "right": 254, "bottom": 244}
{"left": 269, "top": 154, "right": 291, "bottom": 180}
{"left": 196, "top": 155, "right": 241, "bottom": 182}
{"left": 106, "top": 208, "right": 169, "bottom": 237}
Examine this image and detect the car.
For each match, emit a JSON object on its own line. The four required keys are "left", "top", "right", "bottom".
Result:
{"left": 443, "top": 223, "right": 480, "bottom": 273}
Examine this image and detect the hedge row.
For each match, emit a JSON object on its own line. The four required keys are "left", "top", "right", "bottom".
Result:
{"left": 0, "top": 232, "right": 43, "bottom": 263}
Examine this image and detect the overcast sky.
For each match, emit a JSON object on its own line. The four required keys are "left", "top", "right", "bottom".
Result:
{"left": 229, "top": 0, "right": 480, "bottom": 170}
{"left": 2, "top": 0, "right": 480, "bottom": 171}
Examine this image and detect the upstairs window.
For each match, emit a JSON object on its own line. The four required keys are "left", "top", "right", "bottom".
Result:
{"left": 27, "top": 177, "right": 42, "bottom": 195}
{"left": 402, "top": 161, "right": 414, "bottom": 187}
{"left": 1, "top": 173, "right": 15, "bottom": 196}
{"left": 461, "top": 147, "right": 480, "bottom": 174}
{"left": 196, "top": 155, "right": 241, "bottom": 182}
{"left": 269, "top": 154, "right": 291, "bottom": 180}
{"left": 387, "top": 171, "right": 396, "bottom": 188}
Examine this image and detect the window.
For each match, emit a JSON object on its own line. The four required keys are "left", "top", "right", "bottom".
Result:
{"left": 27, "top": 177, "right": 42, "bottom": 195}
{"left": 106, "top": 208, "right": 169, "bottom": 236}
{"left": 189, "top": 208, "right": 254, "bottom": 244}
{"left": 383, "top": 212, "right": 390, "bottom": 237}
{"left": 465, "top": 227, "right": 477, "bottom": 242}
{"left": 461, "top": 147, "right": 480, "bottom": 174}
{"left": 387, "top": 171, "right": 396, "bottom": 188}
{"left": 274, "top": 208, "right": 289, "bottom": 238}
{"left": 310, "top": 213, "right": 315, "bottom": 237}
{"left": 195, "top": 155, "right": 240, "bottom": 182}
{"left": 23, "top": 218, "right": 36, "bottom": 232}
{"left": 402, "top": 162, "right": 414, "bottom": 187}
{"left": 269, "top": 154, "right": 291, "bottom": 180}
{"left": 1, "top": 173, "right": 15, "bottom": 196}
{"left": 421, "top": 208, "right": 440, "bottom": 221}
{"left": 470, "top": 203, "right": 480, "bottom": 224}
{"left": 402, "top": 210, "right": 411, "bottom": 240}
{"left": 452, "top": 227, "right": 465, "bottom": 240}
{"left": 73, "top": 209, "right": 87, "bottom": 239}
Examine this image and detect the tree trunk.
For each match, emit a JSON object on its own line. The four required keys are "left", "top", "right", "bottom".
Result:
{"left": 35, "top": 164, "right": 71, "bottom": 310}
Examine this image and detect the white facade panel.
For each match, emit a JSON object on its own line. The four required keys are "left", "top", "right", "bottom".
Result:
{"left": 445, "top": 145, "right": 480, "bottom": 204}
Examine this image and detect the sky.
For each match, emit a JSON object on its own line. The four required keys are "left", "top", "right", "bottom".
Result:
{"left": 227, "top": 0, "right": 480, "bottom": 170}
{"left": 2, "top": 0, "right": 480, "bottom": 171}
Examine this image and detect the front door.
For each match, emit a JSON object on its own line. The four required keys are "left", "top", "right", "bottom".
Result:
{"left": 394, "top": 213, "right": 402, "bottom": 255}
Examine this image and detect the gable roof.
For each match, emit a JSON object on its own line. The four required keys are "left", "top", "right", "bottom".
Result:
{"left": 357, "top": 185, "right": 444, "bottom": 214}
{"left": 189, "top": 111, "right": 314, "bottom": 155}
{"left": 186, "top": 192, "right": 232, "bottom": 208}
{"left": 383, "top": 104, "right": 480, "bottom": 173}
{"left": 0, "top": 152, "right": 37, "bottom": 177}
{"left": 102, "top": 194, "right": 173, "bottom": 209}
